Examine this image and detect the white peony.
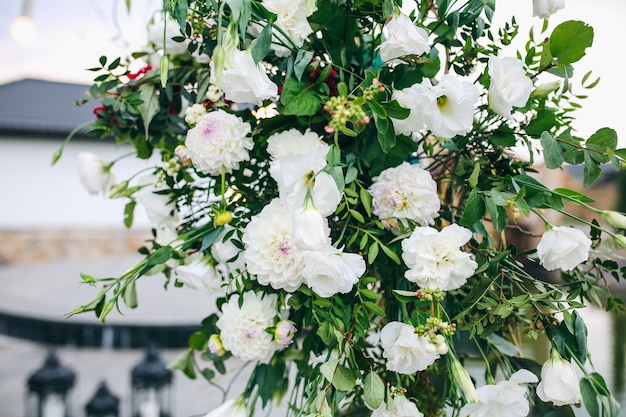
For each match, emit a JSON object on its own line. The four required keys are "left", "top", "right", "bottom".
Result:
{"left": 488, "top": 56, "right": 533, "bottom": 119}
{"left": 135, "top": 175, "right": 179, "bottom": 228}
{"left": 77, "top": 152, "right": 115, "bottom": 196}
{"left": 202, "top": 398, "right": 247, "bottom": 417}
{"left": 401, "top": 224, "right": 477, "bottom": 291}
{"left": 378, "top": 12, "right": 429, "bottom": 63}
{"left": 536, "top": 350, "right": 582, "bottom": 406}
{"left": 185, "top": 109, "right": 253, "bottom": 176}
{"left": 291, "top": 198, "right": 331, "bottom": 250}
{"left": 532, "top": 0, "right": 565, "bottom": 19}
{"left": 380, "top": 321, "right": 440, "bottom": 374}
{"left": 459, "top": 370, "right": 538, "bottom": 417}
{"left": 391, "top": 74, "right": 479, "bottom": 138}
{"left": 216, "top": 291, "right": 278, "bottom": 362}
{"left": 369, "top": 162, "right": 440, "bottom": 227}
{"left": 262, "top": 0, "right": 313, "bottom": 57}
{"left": 174, "top": 253, "right": 225, "bottom": 295}
{"left": 243, "top": 199, "right": 305, "bottom": 292}
{"left": 371, "top": 395, "right": 424, "bottom": 417}
{"left": 215, "top": 49, "right": 278, "bottom": 105}
{"left": 536, "top": 225, "right": 591, "bottom": 271}
{"left": 301, "top": 247, "right": 366, "bottom": 298}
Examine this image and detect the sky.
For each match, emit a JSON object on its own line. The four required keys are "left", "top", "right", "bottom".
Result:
{"left": 0, "top": 0, "right": 624, "bottom": 146}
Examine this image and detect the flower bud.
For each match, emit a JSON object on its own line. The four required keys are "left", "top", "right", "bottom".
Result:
{"left": 424, "top": 342, "right": 437, "bottom": 354}
{"left": 214, "top": 211, "right": 233, "bottom": 226}
{"left": 175, "top": 145, "right": 192, "bottom": 166}
{"left": 530, "top": 81, "right": 561, "bottom": 99}
{"left": 614, "top": 234, "right": 626, "bottom": 249}
{"left": 451, "top": 358, "right": 477, "bottom": 403}
{"left": 208, "top": 334, "right": 226, "bottom": 357}
{"left": 291, "top": 196, "right": 330, "bottom": 250}
{"left": 436, "top": 342, "right": 449, "bottom": 355}
{"left": 600, "top": 210, "right": 626, "bottom": 229}
{"left": 274, "top": 320, "right": 297, "bottom": 348}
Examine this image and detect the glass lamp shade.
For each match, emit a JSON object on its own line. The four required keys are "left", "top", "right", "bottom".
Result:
{"left": 26, "top": 352, "right": 76, "bottom": 417}
{"left": 130, "top": 347, "right": 173, "bottom": 417}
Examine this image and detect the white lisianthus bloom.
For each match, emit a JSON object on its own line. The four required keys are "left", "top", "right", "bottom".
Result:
{"left": 369, "top": 162, "right": 440, "bottom": 227}
{"left": 536, "top": 350, "right": 582, "bottom": 406}
{"left": 202, "top": 397, "right": 247, "bottom": 417}
{"left": 243, "top": 199, "right": 305, "bottom": 292}
{"left": 532, "top": 0, "right": 565, "bottom": 19}
{"left": 77, "top": 152, "right": 115, "bottom": 196}
{"left": 401, "top": 224, "right": 477, "bottom": 291}
{"left": 147, "top": 17, "right": 188, "bottom": 56}
{"left": 378, "top": 12, "right": 429, "bottom": 63}
{"left": 488, "top": 56, "right": 533, "bottom": 119}
{"left": 262, "top": 0, "right": 313, "bottom": 57}
{"left": 371, "top": 395, "right": 424, "bottom": 417}
{"left": 216, "top": 291, "right": 279, "bottom": 362}
{"left": 174, "top": 253, "right": 225, "bottom": 296}
{"left": 135, "top": 175, "right": 179, "bottom": 228}
{"left": 380, "top": 321, "right": 440, "bottom": 374}
{"left": 214, "top": 49, "right": 278, "bottom": 105}
{"left": 185, "top": 109, "right": 253, "bottom": 176}
{"left": 291, "top": 198, "right": 331, "bottom": 250}
{"left": 391, "top": 75, "right": 479, "bottom": 138}
{"left": 301, "top": 247, "right": 366, "bottom": 298}
{"left": 267, "top": 129, "right": 325, "bottom": 160}
{"left": 459, "top": 370, "right": 538, "bottom": 417}
{"left": 536, "top": 225, "right": 591, "bottom": 271}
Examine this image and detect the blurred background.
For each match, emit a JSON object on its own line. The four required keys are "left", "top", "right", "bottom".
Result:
{"left": 0, "top": 0, "right": 624, "bottom": 416}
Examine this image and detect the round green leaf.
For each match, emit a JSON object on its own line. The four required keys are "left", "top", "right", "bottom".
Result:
{"left": 550, "top": 21, "right": 594, "bottom": 65}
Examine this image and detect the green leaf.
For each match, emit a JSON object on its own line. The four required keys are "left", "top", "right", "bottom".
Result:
{"left": 123, "top": 201, "right": 136, "bottom": 229}
{"left": 550, "top": 21, "right": 594, "bottom": 65}
{"left": 98, "top": 299, "right": 116, "bottom": 322}
{"left": 468, "top": 162, "right": 480, "bottom": 188}
{"left": 80, "top": 273, "right": 97, "bottom": 284}
{"left": 123, "top": 279, "right": 138, "bottom": 309}
{"left": 374, "top": 116, "right": 396, "bottom": 153}
{"left": 367, "top": 242, "right": 379, "bottom": 264}
{"left": 363, "top": 372, "right": 385, "bottom": 409}
{"left": 294, "top": 49, "right": 315, "bottom": 81}
{"left": 280, "top": 78, "right": 322, "bottom": 116}
{"left": 251, "top": 24, "right": 273, "bottom": 64}
{"left": 580, "top": 377, "right": 600, "bottom": 417}
{"left": 540, "top": 131, "right": 564, "bottom": 169}
{"left": 363, "top": 301, "right": 385, "bottom": 316}
{"left": 137, "top": 84, "right": 160, "bottom": 137}
{"left": 553, "top": 188, "right": 595, "bottom": 203}
{"left": 321, "top": 360, "right": 357, "bottom": 392}
{"left": 586, "top": 127, "right": 618, "bottom": 164}
{"left": 583, "top": 151, "right": 602, "bottom": 188}
{"left": 382, "top": 100, "right": 410, "bottom": 120}
{"left": 460, "top": 189, "right": 486, "bottom": 227}
{"left": 146, "top": 246, "right": 174, "bottom": 267}
{"left": 168, "top": 349, "right": 197, "bottom": 379}
{"left": 380, "top": 243, "right": 401, "bottom": 265}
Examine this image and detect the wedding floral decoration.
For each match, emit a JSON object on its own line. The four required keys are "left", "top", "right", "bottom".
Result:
{"left": 59, "top": 0, "right": 626, "bottom": 416}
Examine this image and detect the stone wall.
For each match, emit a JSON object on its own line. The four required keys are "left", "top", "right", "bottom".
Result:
{"left": 0, "top": 228, "right": 151, "bottom": 265}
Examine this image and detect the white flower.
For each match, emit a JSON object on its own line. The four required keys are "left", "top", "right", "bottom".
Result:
{"left": 185, "top": 109, "right": 253, "bottom": 176}
{"left": 533, "top": 0, "right": 565, "bottom": 19}
{"left": 391, "top": 75, "right": 478, "bottom": 138}
{"left": 175, "top": 253, "right": 225, "bottom": 295}
{"left": 380, "top": 321, "right": 440, "bottom": 374}
{"left": 212, "top": 225, "right": 246, "bottom": 277}
{"left": 459, "top": 370, "right": 538, "bottom": 417}
{"left": 536, "top": 225, "right": 591, "bottom": 271}
{"left": 291, "top": 198, "right": 330, "bottom": 250}
{"left": 135, "top": 175, "right": 179, "bottom": 228}
{"left": 301, "top": 247, "right": 365, "bottom": 298}
{"left": 76, "top": 152, "right": 115, "bottom": 196}
{"left": 202, "top": 398, "right": 247, "bottom": 417}
{"left": 378, "top": 12, "right": 429, "bottom": 63}
{"left": 451, "top": 358, "right": 478, "bottom": 403}
{"left": 243, "top": 199, "right": 305, "bottom": 292}
{"left": 371, "top": 395, "right": 424, "bottom": 417}
{"left": 488, "top": 57, "right": 533, "bottom": 119}
{"left": 154, "top": 224, "right": 180, "bottom": 247}
{"left": 214, "top": 49, "right": 278, "bottom": 105}
{"left": 147, "top": 17, "right": 188, "bottom": 56}
{"left": 267, "top": 129, "right": 325, "bottom": 160}
{"left": 536, "top": 350, "right": 582, "bottom": 406}
{"left": 274, "top": 320, "right": 297, "bottom": 347}
{"left": 262, "top": 0, "right": 313, "bottom": 57}
{"left": 184, "top": 103, "right": 207, "bottom": 125}
{"left": 401, "top": 224, "right": 477, "bottom": 291}
{"left": 369, "top": 162, "right": 440, "bottom": 227}
{"left": 206, "top": 84, "right": 223, "bottom": 102}
{"left": 207, "top": 334, "right": 226, "bottom": 357}
{"left": 216, "top": 291, "right": 278, "bottom": 362}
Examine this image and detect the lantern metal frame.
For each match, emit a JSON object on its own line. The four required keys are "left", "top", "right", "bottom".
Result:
{"left": 26, "top": 351, "right": 76, "bottom": 417}
{"left": 85, "top": 381, "right": 119, "bottom": 417}
{"left": 130, "top": 347, "right": 173, "bottom": 417}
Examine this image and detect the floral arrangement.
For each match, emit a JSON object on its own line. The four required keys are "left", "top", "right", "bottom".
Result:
{"left": 58, "top": 0, "right": 626, "bottom": 416}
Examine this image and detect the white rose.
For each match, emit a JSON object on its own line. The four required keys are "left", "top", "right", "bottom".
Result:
{"left": 371, "top": 395, "right": 424, "bottom": 417}
{"left": 488, "top": 56, "right": 533, "bottom": 119}
{"left": 301, "top": 247, "right": 366, "bottom": 298}
{"left": 401, "top": 224, "right": 477, "bottom": 291}
{"left": 536, "top": 350, "right": 582, "bottom": 406}
{"left": 175, "top": 253, "right": 225, "bottom": 295}
{"left": 262, "top": 0, "right": 313, "bottom": 57}
{"left": 391, "top": 75, "right": 478, "bottom": 138}
{"left": 202, "top": 398, "right": 247, "bottom": 417}
{"left": 536, "top": 225, "right": 591, "bottom": 271}
{"left": 185, "top": 109, "right": 253, "bottom": 176}
{"left": 380, "top": 321, "right": 440, "bottom": 374}
{"left": 532, "top": 0, "right": 565, "bottom": 19}
{"left": 214, "top": 49, "right": 278, "bottom": 105}
{"left": 291, "top": 198, "right": 331, "bottom": 250}
{"left": 378, "top": 12, "right": 429, "bottom": 63}
{"left": 76, "top": 152, "right": 115, "bottom": 196}
{"left": 459, "top": 370, "right": 538, "bottom": 417}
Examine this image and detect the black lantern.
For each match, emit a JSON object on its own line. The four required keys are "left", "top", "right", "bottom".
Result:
{"left": 26, "top": 351, "right": 76, "bottom": 417}
{"left": 131, "top": 347, "right": 173, "bottom": 417}
{"left": 85, "top": 381, "right": 119, "bottom": 417}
